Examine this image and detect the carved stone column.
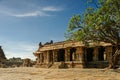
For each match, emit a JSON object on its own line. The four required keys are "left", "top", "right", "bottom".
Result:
{"left": 43, "top": 51, "right": 48, "bottom": 64}
{"left": 104, "top": 52, "right": 107, "bottom": 60}
{"left": 43, "top": 51, "right": 47, "bottom": 63}
{"left": 40, "top": 53, "right": 43, "bottom": 64}
{"left": 36, "top": 54, "right": 40, "bottom": 64}
{"left": 105, "top": 46, "right": 112, "bottom": 61}
{"left": 93, "top": 47, "right": 98, "bottom": 61}
{"left": 65, "top": 48, "right": 70, "bottom": 61}
{"left": 53, "top": 50, "right": 57, "bottom": 62}
{"left": 72, "top": 52, "right": 75, "bottom": 61}
{"left": 39, "top": 54, "right": 41, "bottom": 64}
{"left": 46, "top": 51, "right": 50, "bottom": 64}
{"left": 76, "top": 47, "right": 84, "bottom": 61}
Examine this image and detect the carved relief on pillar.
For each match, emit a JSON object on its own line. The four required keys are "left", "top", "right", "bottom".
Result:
{"left": 105, "top": 46, "right": 112, "bottom": 61}
{"left": 36, "top": 54, "right": 40, "bottom": 64}
{"left": 46, "top": 51, "right": 50, "bottom": 63}
{"left": 93, "top": 47, "right": 98, "bottom": 61}
{"left": 76, "top": 47, "right": 84, "bottom": 61}
{"left": 65, "top": 48, "right": 70, "bottom": 61}
{"left": 49, "top": 50, "right": 53, "bottom": 62}
{"left": 40, "top": 53, "right": 43, "bottom": 64}
{"left": 77, "top": 47, "right": 84, "bottom": 54}
{"left": 53, "top": 50, "right": 57, "bottom": 62}
{"left": 46, "top": 50, "right": 53, "bottom": 63}
{"left": 43, "top": 51, "right": 47, "bottom": 63}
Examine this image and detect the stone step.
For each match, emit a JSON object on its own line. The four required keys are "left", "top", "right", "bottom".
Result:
{"left": 50, "top": 62, "right": 65, "bottom": 69}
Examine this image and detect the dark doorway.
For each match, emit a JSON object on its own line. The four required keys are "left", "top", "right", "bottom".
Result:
{"left": 98, "top": 46, "right": 105, "bottom": 61}
{"left": 70, "top": 48, "right": 76, "bottom": 61}
{"left": 57, "top": 49, "right": 65, "bottom": 62}
{"left": 115, "top": 54, "right": 120, "bottom": 65}
{"left": 86, "top": 48, "right": 94, "bottom": 62}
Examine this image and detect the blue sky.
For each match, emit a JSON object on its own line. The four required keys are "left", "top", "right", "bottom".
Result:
{"left": 0, "top": 0, "right": 88, "bottom": 60}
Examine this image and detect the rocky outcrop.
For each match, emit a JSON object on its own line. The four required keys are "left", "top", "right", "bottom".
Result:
{"left": 0, "top": 46, "right": 7, "bottom": 68}
{"left": 0, "top": 46, "right": 6, "bottom": 63}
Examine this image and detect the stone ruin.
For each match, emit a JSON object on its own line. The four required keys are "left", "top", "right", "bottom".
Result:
{"left": 22, "top": 58, "right": 32, "bottom": 67}
{"left": 34, "top": 40, "right": 118, "bottom": 68}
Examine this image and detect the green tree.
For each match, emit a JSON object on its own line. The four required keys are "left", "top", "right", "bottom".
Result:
{"left": 65, "top": 0, "right": 120, "bottom": 68}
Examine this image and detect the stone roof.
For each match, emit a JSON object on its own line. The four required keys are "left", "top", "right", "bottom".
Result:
{"left": 39, "top": 40, "right": 84, "bottom": 51}
{"left": 34, "top": 40, "right": 112, "bottom": 55}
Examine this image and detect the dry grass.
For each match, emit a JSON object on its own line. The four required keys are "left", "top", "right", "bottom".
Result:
{"left": 0, "top": 67, "right": 120, "bottom": 80}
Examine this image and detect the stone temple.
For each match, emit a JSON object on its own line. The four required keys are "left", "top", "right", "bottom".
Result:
{"left": 34, "top": 40, "right": 120, "bottom": 68}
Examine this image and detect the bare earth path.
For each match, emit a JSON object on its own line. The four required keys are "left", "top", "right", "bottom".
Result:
{"left": 0, "top": 67, "right": 120, "bottom": 80}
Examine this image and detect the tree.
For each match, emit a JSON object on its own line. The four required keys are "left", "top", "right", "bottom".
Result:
{"left": 65, "top": 0, "right": 120, "bottom": 68}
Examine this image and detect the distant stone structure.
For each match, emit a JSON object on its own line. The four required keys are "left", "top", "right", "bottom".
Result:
{"left": 34, "top": 40, "right": 120, "bottom": 68}
{"left": 23, "top": 58, "right": 31, "bottom": 67}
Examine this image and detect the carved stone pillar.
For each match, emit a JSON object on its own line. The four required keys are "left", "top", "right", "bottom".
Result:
{"left": 105, "top": 46, "right": 112, "bottom": 61}
{"left": 49, "top": 51, "right": 53, "bottom": 62}
{"left": 76, "top": 47, "right": 84, "bottom": 61}
{"left": 65, "top": 48, "right": 70, "bottom": 61}
{"left": 84, "top": 47, "right": 87, "bottom": 62}
{"left": 93, "top": 47, "right": 98, "bottom": 61}
{"left": 39, "top": 54, "right": 41, "bottom": 64}
{"left": 53, "top": 50, "right": 57, "bottom": 62}
{"left": 43, "top": 51, "right": 47, "bottom": 63}
{"left": 104, "top": 52, "right": 107, "bottom": 60}
{"left": 52, "top": 50, "right": 55, "bottom": 62}
{"left": 36, "top": 54, "right": 40, "bottom": 64}
{"left": 72, "top": 52, "right": 75, "bottom": 61}
{"left": 40, "top": 53, "right": 43, "bottom": 64}
{"left": 46, "top": 51, "right": 50, "bottom": 64}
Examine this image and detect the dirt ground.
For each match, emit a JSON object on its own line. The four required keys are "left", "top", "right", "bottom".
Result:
{"left": 0, "top": 67, "right": 120, "bottom": 80}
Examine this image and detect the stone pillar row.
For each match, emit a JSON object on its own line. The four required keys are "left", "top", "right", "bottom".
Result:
{"left": 37, "top": 47, "right": 86, "bottom": 64}
{"left": 64, "top": 47, "right": 85, "bottom": 62}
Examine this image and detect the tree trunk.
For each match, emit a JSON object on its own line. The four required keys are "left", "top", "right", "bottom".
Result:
{"left": 108, "top": 48, "right": 120, "bottom": 69}
{"left": 108, "top": 56, "right": 114, "bottom": 69}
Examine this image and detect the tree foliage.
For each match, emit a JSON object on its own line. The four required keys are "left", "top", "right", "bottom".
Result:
{"left": 66, "top": 0, "right": 120, "bottom": 45}
{"left": 65, "top": 0, "right": 120, "bottom": 68}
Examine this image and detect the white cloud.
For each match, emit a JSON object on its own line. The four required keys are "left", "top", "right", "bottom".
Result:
{"left": 10, "top": 6, "right": 63, "bottom": 17}
{"left": 42, "top": 6, "right": 63, "bottom": 11}
{"left": 0, "top": 4, "right": 63, "bottom": 17}
{"left": 0, "top": 0, "right": 64, "bottom": 18}
{"left": 10, "top": 11, "right": 51, "bottom": 17}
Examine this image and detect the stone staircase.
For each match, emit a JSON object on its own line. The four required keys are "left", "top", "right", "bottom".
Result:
{"left": 50, "top": 62, "right": 66, "bottom": 69}
{"left": 35, "top": 64, "right": 48, "bottom": 68}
